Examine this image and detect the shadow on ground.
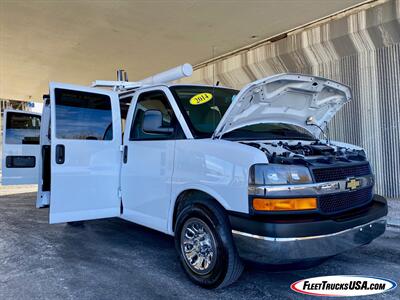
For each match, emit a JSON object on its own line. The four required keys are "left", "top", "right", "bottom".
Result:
{"left": 0, "top": 193, "right": 399, "bottom": 299}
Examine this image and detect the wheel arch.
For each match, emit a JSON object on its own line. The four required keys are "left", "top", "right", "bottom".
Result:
{"left": 170, "top": 189, "right": 229, "bottom": 234}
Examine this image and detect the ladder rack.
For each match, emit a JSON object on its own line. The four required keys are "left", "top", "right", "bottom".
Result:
{"left": 91, "top": 63, "right": 193, "bottom": 91}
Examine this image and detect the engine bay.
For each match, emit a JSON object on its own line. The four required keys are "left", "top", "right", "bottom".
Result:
{"left": 241, "top": 140, "right": 367, "bottom": 166}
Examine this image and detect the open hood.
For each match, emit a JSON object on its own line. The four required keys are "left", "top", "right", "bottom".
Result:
{"left": 213, "top": 73, "right": 351, "bottom": 138}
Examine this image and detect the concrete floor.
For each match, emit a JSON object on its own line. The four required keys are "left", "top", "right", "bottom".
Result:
{"left": 0, "top": 193, "right": 399, "bottom": 300}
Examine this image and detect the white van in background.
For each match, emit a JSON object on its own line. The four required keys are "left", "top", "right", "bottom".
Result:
{"left": 1, "top": 109, "right": 41, "bottom": 185}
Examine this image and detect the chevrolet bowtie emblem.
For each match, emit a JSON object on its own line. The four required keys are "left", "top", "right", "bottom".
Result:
{"left": 346, "top": 178, "right": 361, "bottom": 190}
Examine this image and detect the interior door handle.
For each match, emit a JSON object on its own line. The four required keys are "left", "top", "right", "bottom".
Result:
{"left": 56, "top": 144, "right": 65, "bottom": 164}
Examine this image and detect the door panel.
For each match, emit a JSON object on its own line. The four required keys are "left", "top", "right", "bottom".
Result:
{"left": 1, "top": 110, "right": 41, "bottom": 185}
{"left": 49, "top": 83, "right": 121, "bottom": 223}
{"left": 121, "top": 88, "right": 181, "bottom": 232}
{"left": 121, "top": 140, "right": 174, "bottom": 231}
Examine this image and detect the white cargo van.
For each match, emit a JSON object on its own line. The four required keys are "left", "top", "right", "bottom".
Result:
{"left": 2, "top": 66, "right": 387, "bottom": 288}
{"left": 1, "top": 109, "right": 41, "bottom": 184}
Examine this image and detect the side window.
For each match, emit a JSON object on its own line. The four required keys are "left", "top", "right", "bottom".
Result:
{"left": 55, "top": 89, "right": 113, "bottom": 140}
{"left": 5, "top": 112, "right": 41, "bottom": 144}
{"left": 130, "top": 91, "right": 184, "bottom": 140}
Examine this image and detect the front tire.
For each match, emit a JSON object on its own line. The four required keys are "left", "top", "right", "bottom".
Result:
{"left": 174, "top": 199, "right": 243, "bottom": 288}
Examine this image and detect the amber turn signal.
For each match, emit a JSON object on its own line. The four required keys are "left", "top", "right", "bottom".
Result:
{"left": 252, "top": 197, "right": 317, "bottom": 211}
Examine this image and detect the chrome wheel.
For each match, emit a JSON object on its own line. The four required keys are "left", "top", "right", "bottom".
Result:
{"left": 180, "top": 217, "right": 217, "bottom": 275}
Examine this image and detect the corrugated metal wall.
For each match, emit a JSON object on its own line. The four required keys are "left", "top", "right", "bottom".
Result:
{"left": 181, "top": 0, "right": 400, "bottom": 198}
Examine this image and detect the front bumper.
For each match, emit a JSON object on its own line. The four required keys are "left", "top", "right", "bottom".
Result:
{"left": 230, "top": 195, "right": 387, "bottom": 264}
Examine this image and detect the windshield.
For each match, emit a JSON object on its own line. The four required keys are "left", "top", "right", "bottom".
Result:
{"left": 222, "top": 123, "right": 316, "bottom": 141}
{"left": 170, "top": 85, "right": 238, "bottom": 138}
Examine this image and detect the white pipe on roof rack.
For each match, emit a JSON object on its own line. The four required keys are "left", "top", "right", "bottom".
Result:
{"left": 91, "top": 63, "right": 193, "bottom": 90}
{"left": 139, "top": 63, "right": 193, "bottom": 85}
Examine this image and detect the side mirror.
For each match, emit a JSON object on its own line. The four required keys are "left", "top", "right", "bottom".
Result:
{"left": 142, "top": 110, "right": 174, "bottom": 134}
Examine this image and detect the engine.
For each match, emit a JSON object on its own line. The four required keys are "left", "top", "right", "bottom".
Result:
{"left": 242, "top": 141, "right": 367, "bottom": 165}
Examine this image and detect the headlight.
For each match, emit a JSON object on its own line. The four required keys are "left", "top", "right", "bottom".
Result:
{"left": 249, "top": 164, "right": 313, "bottom": 185}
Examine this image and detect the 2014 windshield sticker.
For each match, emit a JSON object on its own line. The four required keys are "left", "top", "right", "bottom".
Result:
{"left": 190, "top": 93, "right": 213, "bottom": 105}
{"left": 291, "top": 275, "right": 397, "bottom": 297}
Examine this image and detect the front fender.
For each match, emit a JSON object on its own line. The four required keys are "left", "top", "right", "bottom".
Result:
{"left": 168, "top": 139, "right": 266, "bottom": 234}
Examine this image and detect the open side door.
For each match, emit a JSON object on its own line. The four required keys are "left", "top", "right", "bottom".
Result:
{"left": 49, "top": 83, "right": 122, "bottom": 223}
{"left": 1, "top": 109, "right": 41, "bottom": 185}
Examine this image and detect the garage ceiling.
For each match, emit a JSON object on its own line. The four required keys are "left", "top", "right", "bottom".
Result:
{"left": 0, "top": 0, "right": 365, "bottom": 100}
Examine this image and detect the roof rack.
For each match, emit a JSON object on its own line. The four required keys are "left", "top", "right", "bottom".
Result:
{"left": 92, "top": 63, "right": 193, "bottom": 91}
